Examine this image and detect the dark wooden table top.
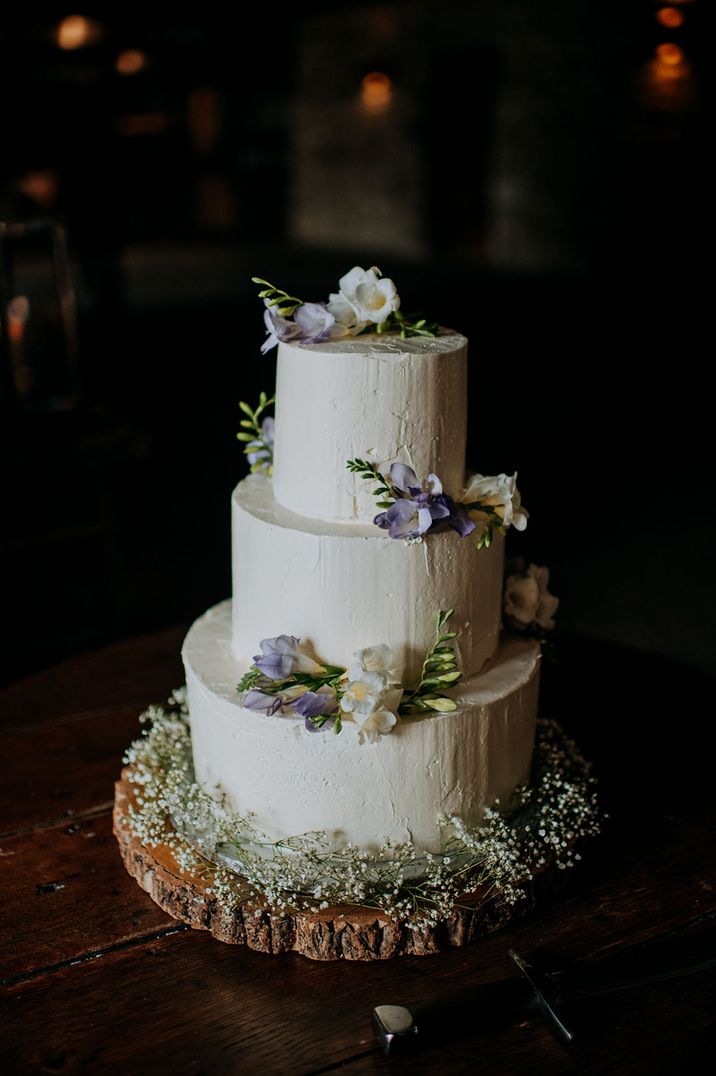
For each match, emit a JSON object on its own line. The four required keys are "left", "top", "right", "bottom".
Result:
{"left": 1, "top": 627, "right": 714, "bottom": 1074}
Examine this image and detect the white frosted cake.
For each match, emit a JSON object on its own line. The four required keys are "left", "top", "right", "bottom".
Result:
{"left": 182, "top": 268, "right": 551, "bottom": 856}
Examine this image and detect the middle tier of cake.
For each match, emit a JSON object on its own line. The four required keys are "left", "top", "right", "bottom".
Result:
{"left": 232, "top": 474, "right": 504, "bottom": 686}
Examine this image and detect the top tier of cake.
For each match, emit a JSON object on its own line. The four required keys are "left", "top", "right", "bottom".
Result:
{"left": 272, "top": 329, "right": 468, "bottom": 523}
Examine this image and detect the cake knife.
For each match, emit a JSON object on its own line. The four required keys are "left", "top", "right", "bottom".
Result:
{"left": 372, "top": 926, "right": 716, "bottom": 1055}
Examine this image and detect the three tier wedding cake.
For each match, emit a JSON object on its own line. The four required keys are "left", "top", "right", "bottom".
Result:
{"left": 118, "top": 267, "right": 598, "bottom": 953}
{"left": 182, "top": 267, "right": 548, "bottom": 853}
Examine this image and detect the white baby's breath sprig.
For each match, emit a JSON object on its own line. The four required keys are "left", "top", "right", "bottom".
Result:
{"left": 121, "top": 695, "right": 601, "bottom": 931}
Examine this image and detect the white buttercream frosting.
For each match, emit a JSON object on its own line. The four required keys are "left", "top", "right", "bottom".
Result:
{"left": 231, "top": 474, "right": 504, "bottom": 685}
{"left": 183, "top": 601, "right": 541, "bottom": 853}
{"left": 272, "top": 329, "right": 468, "bottom": 522}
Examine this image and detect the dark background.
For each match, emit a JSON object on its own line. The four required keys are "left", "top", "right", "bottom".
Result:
{"left": 1, "top": 4, "right": 713, "bottom": 687}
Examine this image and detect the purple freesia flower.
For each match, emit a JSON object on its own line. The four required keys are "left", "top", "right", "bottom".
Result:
{"left": 390, "top": 463, "right": 442, "bottom": 498}
{"left": 433, "top": 493, "right": 476, "bottom": 537}
{"left": 243, "top": 689, "right": 282, "bottom": 715}
{"left": 293, "top": 302, "right": 335, "bottom": 342}
{"left": 374, "top": 464, "right": 476, "bottom": 540}
{"left": 253, "top": 635, "right": 301, "bottom": 679}
{"left": 261, "top": 304, "right": 303, "bottom": 355}
{"left": 261, "top": 300, "right": 335, "bottom": 354}
{"left": 253, "top": 634, "right": 324, "bottom": 679}
{"left": 291, "top": 689, "right": 339, "bottom": 732}
{"left": 246, "top": 415, "right": 275, "bottom": 471}
{"left": 374, "top": 496, "right": 446, "bottom": 539}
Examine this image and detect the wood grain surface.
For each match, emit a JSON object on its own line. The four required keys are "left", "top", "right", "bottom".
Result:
{"left": 1, "top": 629, "right": 715, "bottom": 1073}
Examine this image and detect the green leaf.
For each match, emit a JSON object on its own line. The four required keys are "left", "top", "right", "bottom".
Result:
{"left": 237, "top": 667, "right": 261, "bottom": 692}
{"left": 237, "top": 432, "right": 256, "bottom": 442}
{"left": 239, "top": 401, "right": 255, "bottom": 418}
{"left": 423, "top": 697, "right": 458, "bottom": 713}
{"left": 424, "top": 661, "right": 457, "bottom": 675}
{"left": 419, "top": 671, "right": 462, "bottom": 687}
{"left": 436, "top": 670, "right": 462, "bottom": 684}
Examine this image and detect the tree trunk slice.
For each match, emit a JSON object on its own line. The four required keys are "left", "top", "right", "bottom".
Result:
{"left": 113, "top": 768, "right": 554, "bottom": 961}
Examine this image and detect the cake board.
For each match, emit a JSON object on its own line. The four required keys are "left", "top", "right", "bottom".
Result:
{"left": 113, "top": 702, "right": 600, "bottom": 962}
{"left": 115, "top": 769, "right": 549, "bottom": 961}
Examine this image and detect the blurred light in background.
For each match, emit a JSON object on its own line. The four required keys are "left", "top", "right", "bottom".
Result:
{"left": 188, "top": 88, "right": 221, "bottom": 153}
{"left": 656, "top": 7, "right": 685, "bottom": 29}
{"left": 640, "top": 43, "right": 694, "bottom": 111}
{"left": 55, "top": 15, "right": 102, "bottom": 50}
{"left": 196, "top": 176, "right": 237, "bottom": 231}
{"left": 7, "top": 296, "right": 33, "bottom": 394}
{"left": 656, "top": 42, "right": 685, "bottom": 65}
{"left": 116, "top": 49, "right": 148, "bottom": 76}
{"left": 17, "top": 170, "right": 60, "bottom": 211}
{"left": 114, "top": 113, "right": 171, "bottom": 136}
{"left": 360, "top": 71, "right": 392, "bottom": 113}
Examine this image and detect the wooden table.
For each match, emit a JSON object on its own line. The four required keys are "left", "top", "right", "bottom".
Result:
{"left": 1, "top": 628, "right": 714, "bottom": 1073}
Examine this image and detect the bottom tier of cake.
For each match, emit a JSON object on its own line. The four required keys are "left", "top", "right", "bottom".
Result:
{"left": 182, "top": 601, "right": 541, "bottom": 853}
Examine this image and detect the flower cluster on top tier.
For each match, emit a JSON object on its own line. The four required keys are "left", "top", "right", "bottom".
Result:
{"left": 346, "top": 459, "right": 528, "bottom": 549}
{"left": 237, "top": 610, "right": 462, "bottom": 743}
{"left": 253, "top": 266, "right": 438, "bottom": 354}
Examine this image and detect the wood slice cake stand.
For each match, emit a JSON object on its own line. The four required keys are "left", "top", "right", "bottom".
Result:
{"left": 114, "top": 767, "right": 564, "bottom": 962}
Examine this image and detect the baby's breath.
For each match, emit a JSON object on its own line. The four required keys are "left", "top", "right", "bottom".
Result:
{"left": 121, "top": 693, "right": 600, "bottom": 930}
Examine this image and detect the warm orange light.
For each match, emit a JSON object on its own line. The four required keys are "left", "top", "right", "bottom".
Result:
{"left": 7, "top": 296, "right": 30, "bottom": 342}
{"left": 188, "top": 88, "right": 220, "bottom": 153}
{"left": 56, "top": 15, "right": 99, "bottom": 50}
{"left": 115, "top": 113, "right": 171, "bottom": 136}
{"left": 641, "top": 53, "right": 694, "bottom": 111}
{"left": 656, "top": 7, "right": 685, "bottom": 28}
{"left": 656, "top": 42, "right": 684, "bottom": 66}
{"left": 116, "top": 49, "right": 147, "bottom": 76}
{"left": 361, "top": 71, "right": 392, "bottom": 111}
{"left": 14, "top": 366, "right": 35, "bottom": 394}
{"left": 17, "top": 170, "right": 59, "bottom": 210}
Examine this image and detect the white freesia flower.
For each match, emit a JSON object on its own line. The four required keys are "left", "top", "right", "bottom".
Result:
{"left": 340, "top": 664, "right": 402, "bottom": 744}
{"left": 348, "top": 643, "right": 401, "bottom": 686}
{"left": 353, "top": 686, "right": 403, "bottom": 745}
{"left": 355, "top": 707, "right": 398, "bottom": 745}
{"left": 340, "top": 670, "right": 387, "bottom": 716}
{"left": 327, "top": 266, "right": 400, "bottom": 337}
{"left": 459, "top": 472, "right": 528, "bottom": 532}
{"left": 504, "top": 564, "right": 559, "bottom": 631}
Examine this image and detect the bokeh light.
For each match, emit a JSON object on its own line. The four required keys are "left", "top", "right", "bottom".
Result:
{"left": 361, "top": 71, "right": 392, "bottom": 112}
{"left": 56, "top": 15, "right": 101, "bottom": 50}
{"left": 656, "top": 7, "right": 685, "bottom": 29}
{"left": 116, "top": 50, "right": 147, "bottom": 76}
{"left": 656, "top": 42, "right": 685, "bottom": 66}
